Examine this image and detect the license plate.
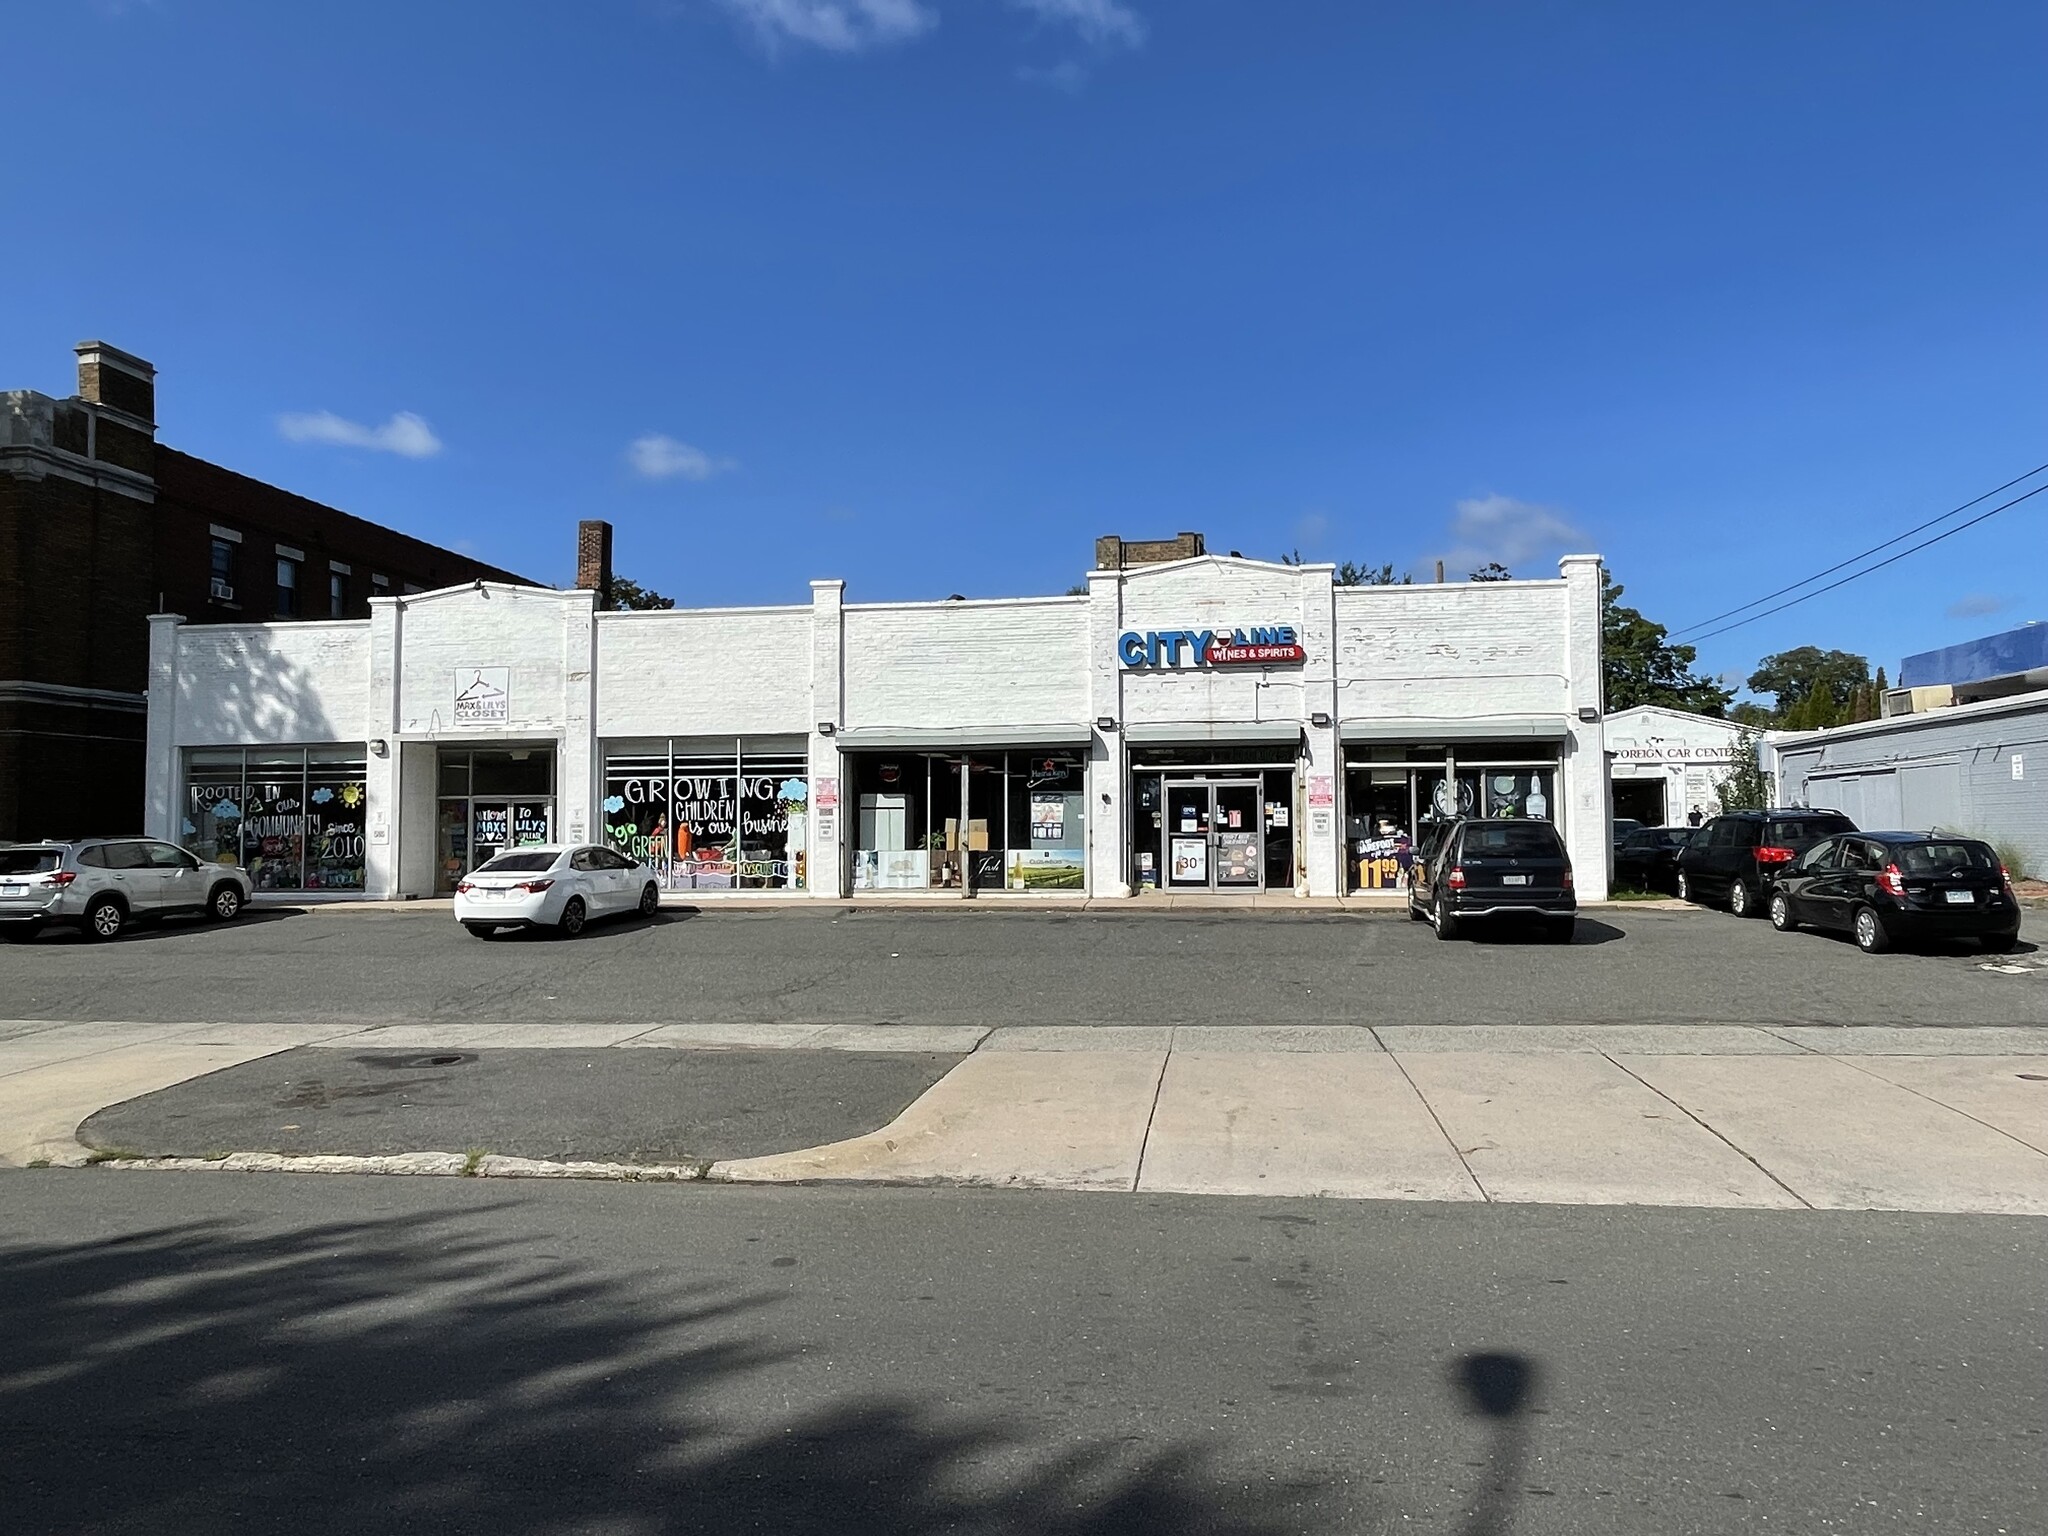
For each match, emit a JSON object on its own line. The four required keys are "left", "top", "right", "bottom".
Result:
{"left": 1503, "top": 874, "right": 1529, "bottom": 886}
{"left": 1944, "top": 890, "right": 1974, "bottom": 905}
{"left": 0, "top": 883, "right": 23, "bottom": 896}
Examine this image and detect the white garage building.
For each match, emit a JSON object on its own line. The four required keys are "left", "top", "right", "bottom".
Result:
{"left": 1604, "top": 705, "right": 1745, "bottom": 828}
{"left": 141, "top": 543, "right": 1613, "bottom": 901}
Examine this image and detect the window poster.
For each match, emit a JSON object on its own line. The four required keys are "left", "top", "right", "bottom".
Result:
{"left": 1170, "top": 836, "right": 1207, "bottom": 882}
{"left": 1029, "top": 792, "right": 1065, "bottom": 841}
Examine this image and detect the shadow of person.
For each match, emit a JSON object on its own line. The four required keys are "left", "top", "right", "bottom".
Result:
{"left": 1453, "top": 1350, "right": 1538, "bottom": 1536}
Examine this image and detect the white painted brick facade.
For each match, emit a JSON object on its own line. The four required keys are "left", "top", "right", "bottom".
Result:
{"left": 145, "top": 555, "right": 1610, "bottom": 900}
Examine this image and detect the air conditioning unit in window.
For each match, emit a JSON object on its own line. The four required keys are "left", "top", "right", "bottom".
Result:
{"left": 210, "top": 578, "right": 235, "bottom": 602}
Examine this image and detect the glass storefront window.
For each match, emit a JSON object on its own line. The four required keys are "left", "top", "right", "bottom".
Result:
{"left": 846, "top": 750, "right": 1086, "bottom": 892}
{"left": 1346, "top": 754, "right": 1560, "bottom": 892}
{"left": 600, "top": 741, "right": 807, "bottom": 891}
{"left": 180, "top": 747, "right": 368, "bottom": 892}
{"left": 435, "top": 748, "right": 557, "bottom": 892}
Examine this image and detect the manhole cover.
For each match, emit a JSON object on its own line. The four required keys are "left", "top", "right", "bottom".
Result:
{"left": 353, "top": 1052, "right": 479, "bottom": 1071}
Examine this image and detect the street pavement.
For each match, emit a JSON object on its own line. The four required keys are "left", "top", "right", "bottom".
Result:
{"left": 2, "top": 902, "right": 2045, "bottom": 1028}
{"left": 0, "top": 1173, "right": 2040, "bottom": 1534}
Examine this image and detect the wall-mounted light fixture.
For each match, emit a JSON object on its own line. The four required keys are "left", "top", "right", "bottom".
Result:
{"left": 1310, "top": 711, "right": 1332, "bottom": 728}
{"left": 817, "top": 721, "right": 837, "bottom": 736}
{"left": 1095, "top": 716, "right": 1117, "bottom": 732}
{"left": 369, "top": 738, "right": 389, "bottom": 758}
{"left": 1577, "top": 706, "right": 1600, "bottom": 723}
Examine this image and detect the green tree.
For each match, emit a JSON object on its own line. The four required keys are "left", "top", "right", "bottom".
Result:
{"left": 1746, "top": 647, "right": 1869, "bottom": 721}
{"left": 1716, "top": 727, "right": 1771, "bottom": 811}
{"left": 606, "top": 575, "right": 675, "bottom": 611}
{"left": 1336, "top": 561, "right": 1412, "bottom": 586}
{"left": 1602, "top": 571, "right": 1733, "bottom": 715}
{"left": 1468, "top": 562, "right": 1513, "bottom": 582}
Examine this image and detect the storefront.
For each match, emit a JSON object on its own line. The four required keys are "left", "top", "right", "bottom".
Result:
{"left": 1603, "top": 706, "right": 1743, "bottom": 828}
{"left": 1341, "top": 726, "right": 1564, "bottom": 892}
{"left": 143, "top": 547, "right": 1613, "bottom": 900}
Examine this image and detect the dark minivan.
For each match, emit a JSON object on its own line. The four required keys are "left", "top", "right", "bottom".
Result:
{"left": 1769, "top": 832, "right": 2022, "bottom": 954}
{"left": 1408, "top": 817, "right": 1576, "bottom": 942}
{"left": 1676, "top": 809, "right": 1856, "bottom": 917}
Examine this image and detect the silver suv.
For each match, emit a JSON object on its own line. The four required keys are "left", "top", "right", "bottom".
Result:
{"left": 0, "top": 839, "right": 253, "bottom": 942}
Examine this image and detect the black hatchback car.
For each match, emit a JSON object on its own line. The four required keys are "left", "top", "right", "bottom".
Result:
{"left": 1676, "top": 809, "right": 1857, "bottom": 917}
{"left": 1408, "top": 817, "right": 1576, "bottom": 942}
{"left": 1769, "top": 832, "right": 2022, "bottom": 954}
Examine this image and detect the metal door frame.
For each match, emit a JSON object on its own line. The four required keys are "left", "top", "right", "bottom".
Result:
{"left": 1160, "top": 775, "right": 1265, "bottom": 893}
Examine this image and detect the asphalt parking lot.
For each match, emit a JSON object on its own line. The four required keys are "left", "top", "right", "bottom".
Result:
{"left": 3, "top": 902, "right": 2043, "bottom": 1029}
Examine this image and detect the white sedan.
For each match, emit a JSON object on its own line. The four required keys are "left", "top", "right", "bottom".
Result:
{"left": 453, "top": 844, "right": 661, "bottom": 938}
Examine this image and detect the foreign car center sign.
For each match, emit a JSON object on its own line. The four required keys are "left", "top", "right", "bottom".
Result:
{"left": 1118, "top": 626, "right": 1306, "bottom": 669}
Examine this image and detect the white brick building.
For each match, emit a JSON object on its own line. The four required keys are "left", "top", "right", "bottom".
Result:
{"left": 143, "top": 550, "right": 1612, "bottom": 900}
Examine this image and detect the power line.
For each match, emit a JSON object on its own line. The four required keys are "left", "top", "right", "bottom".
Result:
{"left": 1671, "top": 460, "right": 2048, "bottom": 638}
{"left": 1684, "top": 480, "right": 2048, "bottom": 646}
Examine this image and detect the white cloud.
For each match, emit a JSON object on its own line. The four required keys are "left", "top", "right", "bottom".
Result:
{"left": 627, "top": 433, "right": 736, "bottom": 481}
{"left": 1010, "top": 0, "right": 1145, "bottom": 50}
{"left": 1946, "top": 593, "right": 2009, "bottom": 620}
{"left": 715, "top": 0, "right": 936, "bottom": 53}
{"left": 276, "top": 410, "right": 442, "bottom": 459}
{"left": 1431, "top": 493, "right": 1585, "bottom": 577}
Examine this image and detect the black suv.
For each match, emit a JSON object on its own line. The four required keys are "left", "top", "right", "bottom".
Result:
{"left": 1676, "top": 808, "right": 1856, "bottom": 917}
{"left": 1407, "top": 817, "right": 1576, "bottom": 942}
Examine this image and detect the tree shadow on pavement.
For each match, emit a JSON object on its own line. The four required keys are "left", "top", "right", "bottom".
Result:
{"left": 0, "top": 1201, "right": 1330, "bottom": 1535}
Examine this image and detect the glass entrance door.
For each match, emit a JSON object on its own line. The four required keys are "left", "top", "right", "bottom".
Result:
{"left": 1162, "top": 779, "right": 1265, "bottom": 892}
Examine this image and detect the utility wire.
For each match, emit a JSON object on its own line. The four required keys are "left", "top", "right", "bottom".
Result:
{"left": 1671, "top": 460, "right": 2048, "bottom": 638}
{"left": 1684, "top": 480, "right": 2048, "bottom": 646}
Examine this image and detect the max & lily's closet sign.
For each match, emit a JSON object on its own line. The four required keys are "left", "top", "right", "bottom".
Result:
{"left": 1118, "top": 626, "right": 1306, "bottom": 669}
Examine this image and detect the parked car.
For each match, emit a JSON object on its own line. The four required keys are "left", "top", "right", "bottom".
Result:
{"left": 1613, "top": 826, "right": 1694, "bottom": 894}
{"left": 1769, "top": 832, "right": 2022, "bottom": 954}
{"left": 1610, "top": 817, "right": 1645, "bottom": 850}
{"left": 1675, "top": 809, "right": 1857, "bottom": 917}
{"left": 0, "top": 838, "right": 251, "bottom": 942}
{"left": 1407, "top": 817, "right": 1576, "bottom": 942}
{"left": 454, "top": 844, "right": 660, "bottom": 937}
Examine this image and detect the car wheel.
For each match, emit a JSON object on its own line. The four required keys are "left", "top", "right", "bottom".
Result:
{"left": 83, "top": 895, "right": 126, "bottom": 942}
{"left": 1769, "top": 892, "right": 1796, "bottom": 932}
{"left": 1433, "top": 895, "right": 1460, "bottom": 941}
{"left": 463, "top": 922, "right": 499, "bottom": 939}
{"left": 1853, "top": 905, "right": 1890, "bottom": 954}
{"left": 1728, "top": 879, "right": 1756, "bottom": 918}
{"left": 638, "top": 882, "right": 660, "bottom": 918}
{"left": 208, "top": 883, "right": 243, "bottom": 922}
{"left": 557, "top": 896, "right": 587, "bottom": 938}
{"left": 1676, "top": 871, "right": 1693, "bottom": 904}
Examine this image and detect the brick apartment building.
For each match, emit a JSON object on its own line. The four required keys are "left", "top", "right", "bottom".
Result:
{"left": 0, "top": 340, "right": 530, "bottom": 842}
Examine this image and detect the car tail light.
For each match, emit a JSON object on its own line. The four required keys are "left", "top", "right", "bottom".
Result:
{"left": 1755, "top": 846, "right": 1796, "bottom": 864}
{"left": 1562, "top": 868, "right": 1573, "bottom": 888}
{"left": 48, "top": 871, "right": 78, "bottom": 886}
{"left": 456, "top": 881, "right": 474, "bottom": 894}
{"left": 513, "top": 879, "right": 554, "bottom": 894}
{"left": 1877, "top": 863, "right": 1906, "bottom": 898}
{"left": 1447, "top": 866, "right": 1466, "bottom": 890}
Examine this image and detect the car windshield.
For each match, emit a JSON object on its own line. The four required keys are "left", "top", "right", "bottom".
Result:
{"left": 476, "top": 852, "right": 559, "bottom": 874}
{"left": 1462, "top": 824, "right": 1561, "bottom": 856}
{"left": 0, "top": 848, "right": 63, "bottom": 875}
{"left": 1655, "top": 829, "right": 1692, "bottom": 847}
{"left": 1766, "top": 819, "right": 1847, "bottom": 849}
{"left": 1894, "top": 841, "right": 1997, "bottom": 876}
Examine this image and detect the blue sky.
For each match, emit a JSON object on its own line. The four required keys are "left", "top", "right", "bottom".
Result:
{"left": 7, "top": 1, "right": 2044, "bottom": 697}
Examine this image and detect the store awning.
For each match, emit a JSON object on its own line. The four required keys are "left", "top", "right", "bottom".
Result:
{"left": 833, "top": 725, "right": 1090, "bottom": 750}
{"left": 1123, "top": 722, "right": 1305, "bottom": 745}
{"left": 1339, "top": 715, "right": 1570, "bottom": 744}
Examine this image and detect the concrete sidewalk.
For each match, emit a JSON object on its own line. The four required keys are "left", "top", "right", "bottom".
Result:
{"left": 4, "top": 1018, "right": 2045, "bottom": 1214}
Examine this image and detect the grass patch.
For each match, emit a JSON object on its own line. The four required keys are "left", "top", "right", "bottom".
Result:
{"left": 1606, "top": 886, "right": 1669, "bottom": 902}
{"left": 460, "top": 1147, "right": 489, "bottom": 1177}
{"left": 84, "top": 1147, "right": 146, "bottom": 1165}
{"left": 26, "top": 1158, "right": 51, "bottom": 1169}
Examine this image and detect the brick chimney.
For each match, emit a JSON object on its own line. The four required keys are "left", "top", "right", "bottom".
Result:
{"left": 576, "top": 519, "right": 613, "bottom": 608}
{"left": 74, "top": 341, "right": 156, "bottom": 426}
{"left": 1095, "top": 531, "right": 1206, "bottom": 571}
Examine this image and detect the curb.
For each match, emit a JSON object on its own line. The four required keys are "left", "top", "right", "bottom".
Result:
{"left": 54, "top": 1150, "right": 709, "bottom": 1181}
